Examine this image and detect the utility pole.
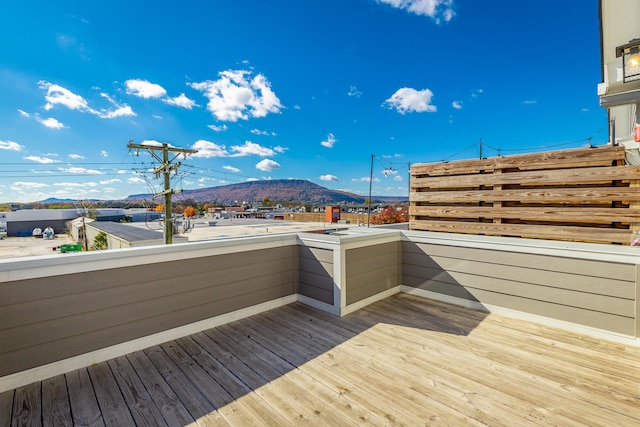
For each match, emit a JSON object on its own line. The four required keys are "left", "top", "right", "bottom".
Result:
{"left": 368, "top": 154, "right": 374, "bottom": 228}
{"left": 127, "top": 141, "right": 197, "bottom": 244}
{"left": 407, "top": 161, "right": 411, "bottom": 203}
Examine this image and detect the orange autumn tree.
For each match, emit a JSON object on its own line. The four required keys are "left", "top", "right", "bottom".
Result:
{"left": 371, "top": 205, "right": 408, "bottom": 225}
{"left": 183, "top": 206, "right": 196, "bottom": 217}
{"left": 154, "top": 205, "right": 164, "bottom": 212}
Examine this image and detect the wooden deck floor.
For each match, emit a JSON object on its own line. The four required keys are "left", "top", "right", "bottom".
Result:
{"left": 2, "top": 294, "right": 639, "bottom": 426}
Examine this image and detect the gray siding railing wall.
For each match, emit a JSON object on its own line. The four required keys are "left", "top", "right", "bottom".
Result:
{"left": 345, "top": 241, "right": 401, "bottom": 305}
{"left": 298, "top": 245, "right": 334, "bottom": 305}
{"left": 402, "top": 231, "right": 639, "bottom": 339}
{"left": 0, "top": 237, "right": 298, "bottom": 378}
{"left": 2, "top": 228, "right": 638, "bottom": 392}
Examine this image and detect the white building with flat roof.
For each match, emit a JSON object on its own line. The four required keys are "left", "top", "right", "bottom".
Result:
{"left": 5, "top": 209, "right": 84, "bottom": 236}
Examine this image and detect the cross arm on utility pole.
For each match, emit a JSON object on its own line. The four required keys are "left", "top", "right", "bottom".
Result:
{"left": 127, "top": 142, "right": 198, "bottom": 156}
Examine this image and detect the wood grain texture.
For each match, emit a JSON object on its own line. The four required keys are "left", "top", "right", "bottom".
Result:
{"left": 411, "top": 145, "right": 626, "bottom": 176}
{"left": 11, "top": 382, "right": 41, "bottom": 427}
{"left": 410, "top": 205, "right": 640, "bottom": 223}
{"left": 65, "top": 368, "right": 105, "bottom": 427}
{"left": 41, "top": 375, "right": 72, "bottom": 427}
{"left": 410, "top": 187, "right": 640, "bottom": 203}
{"left": 410, "top": 220, "right": 631, "bottom": 244}
{"left": 409, "top": 146, "right": 640, "bottom": 244}
{"left": 411, "top": 165, "right": 640, "bottom": 188}
{"left": 0, "top": 390, "right": 14, "bottom": 427}
{"left": 5, "top": 295, "right": 639, "bottom": 426}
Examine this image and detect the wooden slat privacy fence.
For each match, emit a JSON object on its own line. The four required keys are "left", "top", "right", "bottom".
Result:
{"left": 410, "top": 145, "right": 640, "bottom": 245}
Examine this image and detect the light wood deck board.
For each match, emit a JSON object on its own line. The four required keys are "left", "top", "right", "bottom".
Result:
{"left": 4, "top": 294, "right": 639, "bottom": 426}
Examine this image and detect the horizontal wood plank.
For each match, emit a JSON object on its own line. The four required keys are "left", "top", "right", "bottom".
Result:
{"left": 410, "top": 187, "right": 640, "bottom": 203}
{"left": 410, "top": 205, "right": 640, "bottom": 223}
{"left": 411, "top": 165, "right": 640, "bottom": 189}
{"left": 409, "top": 220, "right": 631, "bottom": 244}
{"left": 411, "top": 145, "right": 626, "bottom": 176}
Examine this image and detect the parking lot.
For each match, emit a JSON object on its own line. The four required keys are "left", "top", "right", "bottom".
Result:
{"left": 0, "top": 234, "right": 77, "bottom": 259}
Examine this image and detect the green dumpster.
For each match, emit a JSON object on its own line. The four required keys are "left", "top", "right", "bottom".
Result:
{"left": 60, "top": 244, "right": 82, "bottom": 253}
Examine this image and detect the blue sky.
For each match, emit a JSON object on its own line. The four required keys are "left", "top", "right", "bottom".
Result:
{"left": 0, "top": 0, "right": 604, "bottom": 203}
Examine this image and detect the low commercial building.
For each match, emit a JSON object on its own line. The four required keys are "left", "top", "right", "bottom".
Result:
{"left": 5, "top": 209, "right": 83, "bottom": 236}
{"left": 84, "top": 220, "right": 188, "bottom": 249}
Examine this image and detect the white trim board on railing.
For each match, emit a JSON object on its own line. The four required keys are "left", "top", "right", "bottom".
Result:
{"left": 0, "top": 234, "right": 299, "bottom": 282}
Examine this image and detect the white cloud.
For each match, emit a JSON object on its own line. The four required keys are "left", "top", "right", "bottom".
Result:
{"left": 39, "top": 81, "right": 94, "bottom": 112}
{"left": 138, "top": 140, "right": 167, "bottom": 148}
{"left": 471, "top": 88, "right": 484, "bottom": 98}
{"left": 189, "top": 69, "right": 283, "bottom": 122}
{"left": 128, "top": 176, "right": 145, "bottom": 183}
{"left": 125, "top": 79, "right": 167, "bottom": 99}
{"left": 348, "top": 85, "right": 363, "bottom": 98}
{"left": 24, "top": 156, "right": 59, "bottom": 164}
{"left": 320, "top": 174, "right": 339, "bottom": 182}
{"left": 100, "top": 178, "right": 121, "bottom": 184}
{"left": 69, "top": 153, "right": 85, "bottom": 159}
{"left": 250, "top": 128, "right": 277, "bottom": 136}
{"left": 246, "top": 177, "right": 260, "bottom": 182}
{"left": 523, "top": 100, "right": 538, "bottom": 105}
{"left": 164, "top": 93, "right": 196, "bottom": 109}
{"left": 198, "top": 177, "right": 219, "bottom": 184}
{"left": 138, "top": 140, "right": 175, "bottom": 148}
{"left": 384, "top": 87, "right": 437, "bottom": 114}
{"left": 394, "top": 175, "right": 403, "bottom": 182}
{"left": 377, "top": 0, "right": 455, "bottom": 22}
{"left": 0, "top": 140, "right": 24, "bottom": 151}
{"left": 321, "top": 133, "right": 336, "bottom": 148}
{"left": 223, "top": 165, "right": 241, "bottom": 173}
{"left": 38, "top": 81, "right": 135, "bottom": 119}
{"left": 191, "top": 140, "right": 229, "bottom": 158}
{"left": 59, "top": 167, "right": 104, "bottom": 174}
{"left": 100, "top": 150, "right": 109, "bottom": 157}
{"left": 18, "top": 109, "right": 30, "bottom": 118}
{"left": 231, "top": 141, "right": 275, "bottom": 157}
{"left": 208, "top": 124, "right": 228, "bottom": 132}
{"left": 255, "top": 158, "right": 281, "bottom": 172}
{"left": 353, "top": 177, "right": 381, "bottom": 183}
{"left": 125, "top": 79, "right": 195, "bottom": 109}
{"left": 37, "top": 116, "right": 65, "bottom": 129}
{"left": 11, "top": 181, "right": 48, "bottom": 189}
{"left": 97, "top": 93, "right": 136, "bottom": 118}
{"left": 54, "top": 182, "right": 98, "bottom": 187}
{"left": 99, "top": 104, "right": 135, "bottom": 118}
{"left": 191, "top": 139, "right": 282, "bottom": 159}
{"left": 452, "top": 101, "right": 463, "bottom": 109}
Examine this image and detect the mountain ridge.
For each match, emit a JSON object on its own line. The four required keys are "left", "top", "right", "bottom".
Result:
{"left": 126, "top": 179, "right": 406, "bottom": 205}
